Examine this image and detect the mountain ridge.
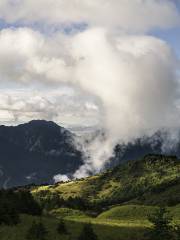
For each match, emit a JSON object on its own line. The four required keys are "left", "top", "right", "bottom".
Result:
{"left": 1, "top": 119, "right": 180, "bottom": 189}
{"left": 0, "top": 120, "right": 83, "bottom": 188}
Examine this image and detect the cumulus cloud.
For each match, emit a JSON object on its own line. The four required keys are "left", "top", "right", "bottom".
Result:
{"left": 0, "top": 0, "right": 180, "bottom": 177}
{"left": 0, "top": 88, "right": 100, "bottom": 127}
{"left": 0, "top": 0, "right": 179, "bottom": 32}
{"left": 0, "top": 27, "right": 179, "bottom": 177}
{"left": 71, "top": 29, "right": 180, "bottom": 177}
{"left": 53, "top": 174, "right": 70, "bottom": 183}
{"left": 0, "top": 28, "right": 74, "bottom": 84}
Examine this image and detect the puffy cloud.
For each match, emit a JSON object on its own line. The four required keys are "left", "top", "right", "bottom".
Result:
{"left": 0, "top": 88, "right": 100, "bottom": 127}
{"left": 0, "top": 28, "right": 73, "bottom": 84}
{"left": 72, "top": 28, "right": 179, "bottom": 135}
{"left": 0, "top": 26, "right": 179, "bottom": 176}
{"left": 0, "top": 0, "right": 179, "bottom": 177}
{"left": 53, "top": 174, "right": 70, "bottom": 183}
{"left": 0, "top": 0, "right": 179, "bottom": 32}
{"left": 71, "top": 28, "right": 180, "bottom": 177}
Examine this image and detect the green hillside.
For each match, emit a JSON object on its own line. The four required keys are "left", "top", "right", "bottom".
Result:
{"left": 32, "top": 154, "right": 180, "bottom": 208}
{"left": 98, "top": 204, "right": 180, "bottom": 223}
{"left": 98, "top": 205, "right": 156, "bottom": 222}
{"left": 1, "top": 154, "right": 180, "bottom": 240}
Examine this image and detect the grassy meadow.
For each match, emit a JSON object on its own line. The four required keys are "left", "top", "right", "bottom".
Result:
{"left": 0, "top": 204, "right": 180, "bottom": 240}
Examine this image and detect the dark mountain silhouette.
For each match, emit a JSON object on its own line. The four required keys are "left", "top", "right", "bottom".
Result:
{"left": 0, "top": 120, "right": 83, "bottom": 188}
{"left": 1, "top": 120, "right": 180, "bottom": 189}
{"left": 110, "top": 131, "right": 180, "bottom": 168}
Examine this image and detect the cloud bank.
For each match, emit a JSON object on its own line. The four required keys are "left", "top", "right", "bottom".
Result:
{"left": 0, "top": 0, "right": 179, "bottom": 32}
{"left": 0, "top": 0, "right": 180, "bottom": 177}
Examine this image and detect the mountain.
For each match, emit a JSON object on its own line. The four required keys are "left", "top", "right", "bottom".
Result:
{"left": 0, "top": 120, "right": 83, "bottom": 188}
{"left": 110, "top": 131, "right": 180, "bottom": 167}
{"left": 1, "top": 119, "right": 180, "bottom": 189}
{"left": 32, "top": 154, "right": 180, "bottom": 208}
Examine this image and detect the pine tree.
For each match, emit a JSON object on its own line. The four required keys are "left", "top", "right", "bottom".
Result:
{"left": 57, "top": 218, "right": 68, "bottom": 235}
{"left": 78, "top": 223, "right": 98, "bottom": 240}
{"left": 0, "top": 201, "right": 20, "bottom": 226}
{"left": 17, "top": 191, "right": 42, "bottom": 216}
{"left": 147, "top": 207, "right": 173, "bottom": 240}
{"left": 26, "top": 221, "right": 48, "bottom": 240}
{"left": 174, "top": 225, "right": 180, "bottom": 240}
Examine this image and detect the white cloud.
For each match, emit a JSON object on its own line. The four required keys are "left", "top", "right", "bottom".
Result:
{"left": 0, "top": 26, "right": 179, "bottom": 176}
{"left": 53, "top": 174, "right": 70, "bottom": 183}
{"left": 0, "top": 28, "right": 73, "bottom": 84}
{"left": 0, "top": 87, "right": 101, "bottom": 127}
{"left": 0, "top": 0, "right": 179, "bottom": 177}
{"left": 0, "top": 0, "right": 179, "bottom": 32}
{"left": 71, "top": 28, "right": 180, "bottom": 177}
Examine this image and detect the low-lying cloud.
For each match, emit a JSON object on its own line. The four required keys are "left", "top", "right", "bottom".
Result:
{"left": 71, "top": 29, "right": 180, "bottom": 177}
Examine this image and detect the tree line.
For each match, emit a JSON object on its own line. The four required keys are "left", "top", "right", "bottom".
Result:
{"left": 26, "top": 219, "right": 98, "bottom": 240}
{"left": 0, "top": 187, "right": 180, "bottom": 240}
{"left": 0, "top": 189, "right": 42, "bottom": 225}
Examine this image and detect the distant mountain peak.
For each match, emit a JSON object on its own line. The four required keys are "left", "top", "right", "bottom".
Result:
{"left": 0, "top": 120, "right": 83, "bottom": 188}
{"left": 21, "top": 119, "right": 61, "bottom": 128}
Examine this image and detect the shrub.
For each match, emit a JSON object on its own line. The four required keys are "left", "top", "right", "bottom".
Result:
{"left": 146, "top": 207, "right": 174, "bottom": 240}
{"left": 26, "top": 221, "right": 48, "bottom": 240}
{"left": 78, "top": 223, "right": 98, "bottom": 240}
{"left": 56, "top": 218, "right": 68, "bottom": 235}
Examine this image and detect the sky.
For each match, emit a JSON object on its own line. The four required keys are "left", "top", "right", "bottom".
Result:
{"left": 0, "top": 0, "right": 180, "bottom": 177}
{"left": 0, "top": 0, "right": 179, "bottom": 130}
{"left": 0, "top": 0, "right": 180, "bottom": 131}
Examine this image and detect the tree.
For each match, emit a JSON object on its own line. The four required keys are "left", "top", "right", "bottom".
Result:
{"left": 0, "top": 189, "right": 20, "bottom": 226}
{"left": 174, "top": 225, "right": 180, "bottom": 240}
{"left": 78, "top": 223, "right": 98, "bottom": 240}
{"left": 26, "top": 221, "right": 48, "bottom": 240}
{"left": 0, "top": 201, "right": 20, "bottom": 226}
{"left": 57, "top": 218, "right": 68, "bottom": 235}
{"left": 17, "top": 191, "right": 42, "bottom": 216}
{"left": 147, "top": 207, "right": 173, "bottom": 240}
{"left": 66, "top": 197, "right": 87, "bottom": 210}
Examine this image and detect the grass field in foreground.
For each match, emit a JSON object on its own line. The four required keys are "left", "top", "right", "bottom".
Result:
{"left": 51, "top": 204, "right": 180, "bottom": 224}
{"left": 0, "top": 204, "right": 180, "bottom": 240}
{"left": 0, "top": 214, "right": 147, "bottom": 240}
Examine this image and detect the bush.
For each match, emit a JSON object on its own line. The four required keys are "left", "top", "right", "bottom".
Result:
{"left": 26, "top": 221, "right": 48, "bottom": 240}
{"left": 0, "top": 201, "right": 20, "bottom": 226}
{"left": 56, "top": 218, "right": 68, "bottom": 235}
{"left": 16, "top": 191, "right": 42, "bottom": 215}
{"left": 0, "top": 190, "right": 20, "bottom": 226}
{"left": 78, "top": 223, "right": 98, "bottom": 240}
{"left": 146, "top": 207, "right": 174, "bottom": 240}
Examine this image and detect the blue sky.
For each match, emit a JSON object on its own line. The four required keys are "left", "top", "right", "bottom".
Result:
{"left": 151, "top": 0, "right": 180, "bottom": 58}
{"left": 150, "top": 27, "right": 180, "bottom": 58}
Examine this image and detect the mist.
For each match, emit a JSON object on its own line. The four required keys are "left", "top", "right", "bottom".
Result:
{"left": 71, "top": 29, "right": 180, "bottom": 177}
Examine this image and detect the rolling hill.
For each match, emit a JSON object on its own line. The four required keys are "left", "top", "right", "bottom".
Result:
{"left": 1, "top": 154, "right": 180, "bottom": 240}
{"left": 32, "top": 154, "right": 180, "bottom": 208}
